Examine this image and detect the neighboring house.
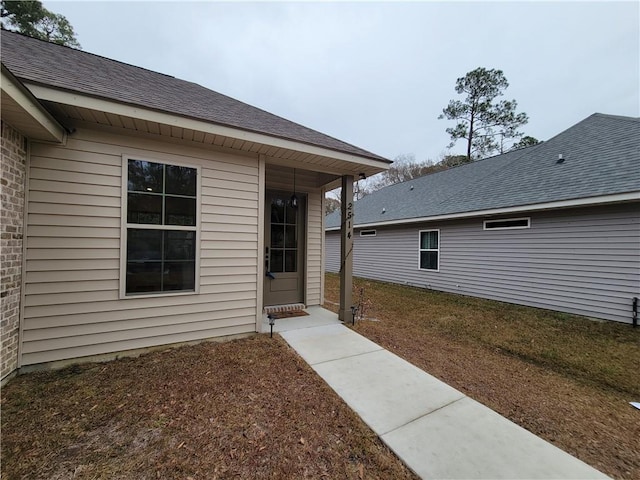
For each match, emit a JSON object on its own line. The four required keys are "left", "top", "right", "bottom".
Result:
{"left": 326, "top": 114, "right": 640, "bottom": 324}
{"left": 0, "top": 31, "right": 389, "bottom": 382}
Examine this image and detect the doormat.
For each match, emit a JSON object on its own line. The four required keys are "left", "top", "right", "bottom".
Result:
{"left": 269, "top": 310, "right": 309, "bottom": 320}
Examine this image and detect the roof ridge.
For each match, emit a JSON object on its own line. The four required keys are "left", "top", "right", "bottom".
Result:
{"left": 592, "top": 112, "right": 640, "bottom": 123}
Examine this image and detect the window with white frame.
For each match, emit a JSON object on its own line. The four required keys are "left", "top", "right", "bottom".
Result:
{"left": 360, "top": 229, "right": 377, "bottom": 237}
{"left": 483, "top": 217, "right": 530, "bottom": 230}
{"left": 124, "top": 158, "right": 198, "bottom": 295}
{"left": 419, "top": 230, "right": 439, "bottom": 271}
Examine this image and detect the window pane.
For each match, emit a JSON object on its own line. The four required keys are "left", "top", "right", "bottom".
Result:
{"left": 127, "top": 229, "right": 162, "bottom": 260}
{"left": 271, "top": 199, "right": 285, "bottom": 224}
{"left": 270, "top": 250, "right": 284, "bottom": 273}
{"left": 165, "top": 196, "right": 196, "bottom": 226}
{"left": 421, "top": 231, "right": 438, "bottom": 249}
{"left": 128, "top": 193, "right": 162, "bottom": 224}
{"left": 285, "top": 200, "right": 297, "bottom": 225}
{"left": 285, "top": 225, "right": 297, "bottom": 248}
{"left": 271, "top": 225, "right": 284, "bottom": 248}
{"left": 164, "top": 231, "right": 195, "bottom": 260}
{"left": 128, "top": 160, "right": 163, "bottom": 193}
{"left": 431, "top": 232, "right": 439, "bottom": 249}
{"left": 126, "top": 261, "right": 162, "bottom": 293}
{"left": 285, "top": 250, "right": 297, "bottom": 272}
{"left": 163, "top": 261, "right": 195, "bottom": 291}
{"left": 165, "top": 165, "right": 196, "bottom": 196}
{"left": 420, "top": 251, "right": 438, "bottom": 270}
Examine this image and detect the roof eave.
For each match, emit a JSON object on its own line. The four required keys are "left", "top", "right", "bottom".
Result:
{"left": 1, "top": 65, "right": 66, "bottom": 143}
{"left": 325, "top": 191, "right": 640, "bottom": 231}
{"left": 23, "top": 82, "right": 391, "bottom": 173}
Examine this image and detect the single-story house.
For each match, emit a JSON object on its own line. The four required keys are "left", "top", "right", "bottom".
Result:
{"left": 325, "top": 113, "right": 640, "bottom": 324}
{"left": 0, "top": 30, "right": 388, "bottom": 382}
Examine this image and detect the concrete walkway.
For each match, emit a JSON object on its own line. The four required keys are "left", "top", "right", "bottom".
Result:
{"left": 271, "top": 307, "right": 609, "bottom": 479}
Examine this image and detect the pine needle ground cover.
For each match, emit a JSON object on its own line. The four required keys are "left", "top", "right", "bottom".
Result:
{"left": 324, "top": 273, "right": 639, "bottom": 480}
{"left": 1, "top": 335, "right": 416, "bottom": 480}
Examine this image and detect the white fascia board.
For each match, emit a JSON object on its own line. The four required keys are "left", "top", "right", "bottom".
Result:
{"left": 325, "top": 191, "right": 640, "bottom": 231}
{"left": 1, "top": 69, "right": 65, "bottom": 142}
{"left": 25, "top": 83, "right": 390, "bottom": 170}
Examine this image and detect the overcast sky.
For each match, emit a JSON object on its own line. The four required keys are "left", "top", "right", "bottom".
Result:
{"left": 44, "top": 1, "right": 639, "bottom": 163}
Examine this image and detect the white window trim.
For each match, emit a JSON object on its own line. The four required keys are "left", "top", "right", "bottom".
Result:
{"left": 418, "top": 229, "right": 440, "bottom": 272}
{"left": 359, "top": 229, "right": 377, "bottom": 237}
{"left": 119, "top": 154, "right": 202, "bottom": 299}
{"left": 483, "top": 217, "right": 531, "bottom": 230}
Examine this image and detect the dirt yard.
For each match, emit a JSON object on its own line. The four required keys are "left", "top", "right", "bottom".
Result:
{"left": 324, "top": 273, "right": 640, "bottom": 480}
{"left": 1, "top": 335, "right": 417, "bottom": 480}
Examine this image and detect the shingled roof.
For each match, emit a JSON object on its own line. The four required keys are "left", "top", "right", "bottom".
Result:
{"left": 326, "top": 113, "right": 640, "bottom": 228}
{"left": 0, "top": 30, "right": 388, "bottom": 163}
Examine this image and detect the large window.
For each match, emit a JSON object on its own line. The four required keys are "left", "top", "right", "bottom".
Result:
{"left": 124, "top": 158, "right": 198, "bottom": 295}
{"left": 419, "top": 230, "right": 439, "bottom": 271}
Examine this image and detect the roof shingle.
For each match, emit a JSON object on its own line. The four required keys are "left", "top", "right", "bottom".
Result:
{"left": 0, "top": 30, "right": 389, "bottom": 162}
{"left": 326, "top": 113, "right": 640, "bottom": 228}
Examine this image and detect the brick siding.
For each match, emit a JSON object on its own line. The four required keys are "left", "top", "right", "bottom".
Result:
{"left": 1, "top": 121, "right": 27, "bottom": 380}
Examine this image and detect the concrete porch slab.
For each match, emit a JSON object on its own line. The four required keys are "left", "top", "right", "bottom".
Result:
{"left": 261, "top": 305, "right": 340, "bottom": 333}
{"left": 280, "top": 323, "right": 382, "bottom": 365}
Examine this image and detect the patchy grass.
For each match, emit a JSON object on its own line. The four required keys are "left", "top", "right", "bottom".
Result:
{"left": 1, "top": 335, "right": 417, "bottom": 480}
{"left": 325, "top": 273, "right": 640, "bottom": 480}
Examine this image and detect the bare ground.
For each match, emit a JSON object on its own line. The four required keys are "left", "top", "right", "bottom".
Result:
{"left": 324, "top": 273, "right": 640, "bottom": 480}
{"left": 1, "top": 335, "right": 417, "bottom": 480}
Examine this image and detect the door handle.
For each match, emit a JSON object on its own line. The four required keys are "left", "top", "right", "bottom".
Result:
{"left": 265, "top": 246, "right": 274, "bottom": 278}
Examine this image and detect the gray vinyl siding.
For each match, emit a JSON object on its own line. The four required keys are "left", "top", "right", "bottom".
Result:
{"left": 325, "top": 203, "right": 640, "bottom": 324}
{"left": 22, "top": 126, "right": 261, "bottom": 365}
{"left": 325, "top": 229, "right": 340, "bottom": 273}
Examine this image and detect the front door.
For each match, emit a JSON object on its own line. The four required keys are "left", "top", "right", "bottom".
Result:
{"left": 264, "top": 191, "right": 306, "bottom": 306}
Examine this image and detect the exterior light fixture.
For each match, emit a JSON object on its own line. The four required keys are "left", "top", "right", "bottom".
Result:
{"left": 268, "top": 314, "right": 275, "bottom": 338}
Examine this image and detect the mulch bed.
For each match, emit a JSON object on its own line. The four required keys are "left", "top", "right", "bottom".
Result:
{"left": 1, "top": 335, "right": 417, "bottom": 480}
{"left": 324, "top": 273, "right": 640, "bottom": 480}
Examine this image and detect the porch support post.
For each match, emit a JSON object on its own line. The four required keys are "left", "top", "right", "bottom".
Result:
{"left": 339, "top": 175, "right": 354, "bottom": 322}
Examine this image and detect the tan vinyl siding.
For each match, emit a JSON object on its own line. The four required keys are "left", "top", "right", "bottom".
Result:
{"left": 306, "top": 191, "right": 323, "bottom": 306}
{"left": 326, "top": 203, "right": 640, "bottom": 324}
{"left": 22, "top": 127, "right": 260, "bottom": 365}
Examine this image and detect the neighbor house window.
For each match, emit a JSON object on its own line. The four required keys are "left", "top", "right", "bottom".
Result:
{"left": 124, "top": 158, "right": 198, "bottom": 295}
{"left": 360, "top": 229, "right": 377, "bottom": 237}
{"left": 419, "top": 230, "right": 439, "bottom": 271}
{"left": 484, "top": 217, "right": 530, "bottom": 230}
